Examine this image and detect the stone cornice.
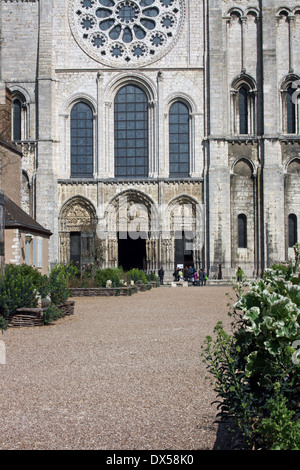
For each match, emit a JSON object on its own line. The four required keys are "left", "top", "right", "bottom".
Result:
{"left": 57, "top": 178, "right": 204, "bottom": 185}
{"left": 2, "top": 1, "right": 38, "bottom": 3}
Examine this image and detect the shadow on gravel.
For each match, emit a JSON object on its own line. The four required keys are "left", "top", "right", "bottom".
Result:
{"left": 213, "top": 419, "right": 248, "bottom": 450}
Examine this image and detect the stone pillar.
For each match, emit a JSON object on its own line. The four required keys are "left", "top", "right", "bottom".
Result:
{"left": 59, "top": 232, "right": 70, "bottom": 265}
{"left": 107, "top": 238, "right": 118, "bottom": 267}
{"left": 261, "top": 2, "right": 285, "bottom": 267}
{"left": 35, "top": 0, "right": 56, "bottom": 265}
{"left": 206, "top": 1, "right": 232, "bottom": 276}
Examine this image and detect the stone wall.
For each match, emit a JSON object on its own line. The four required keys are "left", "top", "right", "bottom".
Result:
{"left": 1, "top": 0, "right": 300, "bottom": 278}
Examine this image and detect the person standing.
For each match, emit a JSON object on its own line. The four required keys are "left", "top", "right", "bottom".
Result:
{"left": 193, "top": 270, "right": 198, "bottom": 286}
{"left": 199, "top": 269, "right": 204, "bottom": 286}
{"left": 203, "top": 269, "right": 207, "bottom": 285}
{"left": 158, "top": 266, "right": 164, "bottom": 285}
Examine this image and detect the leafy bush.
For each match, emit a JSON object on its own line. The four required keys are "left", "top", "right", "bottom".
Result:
{"left": 0, "top": 264, "right": 38, "bottom": 317}
{"left": 43, "top": 304, "right": 61, "bottom": 324}
{"left": 202, "top": 245, "right": 300, "bottom": 450}
{"left": 94, "top": 267, "right": 123, "bottom": 288}
{"left": 0, "top": 316, "right": 8, "bottom": 332}
{"left": 146, "top": 272, "right": 159, "bottom": 284}
{"left": 47, "top": 262, "right": 77, "bottom": 305}
{"left": 125, "top": 268, "right": 147, "bottom": 284}
{"left": 255, "top": 382, "right": 300, "bottom": 450}
{"left": 9, "top": 263, "right": 44, "bottom": 288}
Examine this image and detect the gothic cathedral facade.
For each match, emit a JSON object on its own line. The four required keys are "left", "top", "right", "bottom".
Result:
{"left": 1, "top": 0, "right": 300, "bottom": 279}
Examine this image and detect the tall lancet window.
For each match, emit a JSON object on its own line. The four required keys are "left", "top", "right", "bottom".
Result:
{"left": 169, "top": 101, "right": 190, "bottom": 177}
{"left": 287, "top": 86, "right": 296, "bottom": 134}
{"left": 12, "top": 94, "right": 28, "bottom": 141}
{"left": 70, "top": 102, "right": 94, "bottom": 178}
{"left": 239, "top": 87, "right": 249, "bottom": 135}
{"left": 231, "top": 76, "right": 256, "bottom": 136}
{"left": 114, "top": 85, "right": 148, "bottom": 178}
{"left": 288, "top": 214, "right": 298, "bottom": 247}
{"left": 281, "top": 78, "right": 300, "bottom": 135}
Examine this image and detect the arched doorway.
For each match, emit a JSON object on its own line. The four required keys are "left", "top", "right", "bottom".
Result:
{"left": 166, "top": 196, "right": 204, "bottom": 274}
{"left": 59, "top": 196, "right": 97, "bottom": 269}
{"left": 104, "top": 190, "right": 158, "bottom": 271}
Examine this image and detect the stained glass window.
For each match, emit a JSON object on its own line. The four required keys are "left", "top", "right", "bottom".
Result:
{"left": 169, "top": 101, "right": 190, "bottom": 177}
{"left": 70, "top": 102, "right": 94, "bottom": 178}
{"left": 13, "top": 99, "right": 22, "bottom": 141}
{"left": 287, "top": 87, "right": 296, "bottom": 134}
{"left": 239, "top": 86, "right": 249, "bottom": 135}
{"left": 114, "top": 85, "right": 148, "bottom": 178}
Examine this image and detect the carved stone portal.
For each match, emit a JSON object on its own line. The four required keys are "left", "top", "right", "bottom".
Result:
{"left": 59, "top": 197, "right": 97, "bottom": 264}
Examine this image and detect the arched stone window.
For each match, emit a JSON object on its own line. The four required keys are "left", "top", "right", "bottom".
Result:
{"left": 13, "top": 99, "right": 22, "bottom": 141}
{"left": 285, "top": 158, "right": 300, "bottom": 254}
{"left": 114, "top": 84, "right": 148, "bottom": 178}
{"left": 231, "top": 76, "right": 256, "bottom": 135}
{"left": 12, "top": 92, "right": 28, "bottom": 142}
{"left": 286, "top": 86, "right": 296, "bottom": 134}
{"left": 281, "top": 76, "right": 300, "bottom": 134}
{"left": 70, "top": 102, "right": 94, "bottom": 178}
{"left": 169, "top": 101, "right": 190, "bottom": 177}
{"left": 231, "top": 158, "right": 255, "bottom": 273}
{"left": 238, "top": 87, "right": 249, "bottom": 134}
{"left": 288, "top": 214, "right": 297, "bottom": 247}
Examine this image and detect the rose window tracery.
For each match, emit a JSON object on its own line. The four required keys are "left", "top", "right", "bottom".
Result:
{"left": 69, "top": 0, "right": 185, "bottom": 66}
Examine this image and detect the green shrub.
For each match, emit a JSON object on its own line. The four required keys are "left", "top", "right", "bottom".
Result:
{"left": 47, "top": 262, "right": 77, "bottom": 305}
{"left": 0, "top": 264, "right": 38, "bottom": 317}
{"left": 0, "top": 316, "right": 8, "bottom": 332}
{"left": 95, "top": 267, "right": 123, "bottom": 287}
{"left": 8, "top": 263, "right": 44, "bottom": 287}
{"left": 146, "top": 272, "right": 159, "bottom": 284}
{"left": 43, "top": 304, "right": 61, "bottom": 324}
{"left": 202, "top": 245, "right": 300, "bottom": 450}
{"left": 126, "top": 268, "right": 147, "bottom": 284}
{"left": 255, "top": 382, "right": 300, "bottom": 450}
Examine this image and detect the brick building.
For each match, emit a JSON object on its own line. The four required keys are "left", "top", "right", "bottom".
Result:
{"left": 0, "top": 0, "right": 299, "bottom": 279}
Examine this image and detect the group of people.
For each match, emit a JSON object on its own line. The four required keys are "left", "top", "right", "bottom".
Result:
{"left": 173, "top": 266, "right": 208, "bottom": 286}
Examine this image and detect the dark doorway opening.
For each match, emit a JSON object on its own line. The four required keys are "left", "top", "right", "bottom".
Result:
{"left": 70, "top": 231, "right": 95, "bottom": 269}
{"left": 118, "top": 232, "right": 147, "bottom": 271}
{"left": 174, "top": 231, "right": 194, "bottom": 269}
{"left": 70, "top": 232, "right": 81, "bottom": 267}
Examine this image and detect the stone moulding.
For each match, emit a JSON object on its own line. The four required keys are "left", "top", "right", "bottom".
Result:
{"left": 2, "top": 1, "right": 37, "bottom": 3}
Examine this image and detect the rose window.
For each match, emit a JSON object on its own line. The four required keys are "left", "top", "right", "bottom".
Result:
{"left": 69, "top": 0, "right": 185, "bottom": 66}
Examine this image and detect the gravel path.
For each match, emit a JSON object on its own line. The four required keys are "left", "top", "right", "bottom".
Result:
{"left": 0, "top": 285, "right": 234, "bottom": 450}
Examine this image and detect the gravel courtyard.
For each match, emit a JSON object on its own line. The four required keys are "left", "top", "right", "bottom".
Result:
{"left": 0, "top": 285, "right": 235, "bottom": 450}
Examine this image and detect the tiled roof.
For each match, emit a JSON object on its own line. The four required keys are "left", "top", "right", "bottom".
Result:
{"left": 4, "top": 195, "right": 52, "bottom": 236}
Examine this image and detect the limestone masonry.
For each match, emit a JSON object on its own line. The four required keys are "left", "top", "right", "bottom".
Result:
{"left": 1, "top": 0, "right": 299, "bottom": 280}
